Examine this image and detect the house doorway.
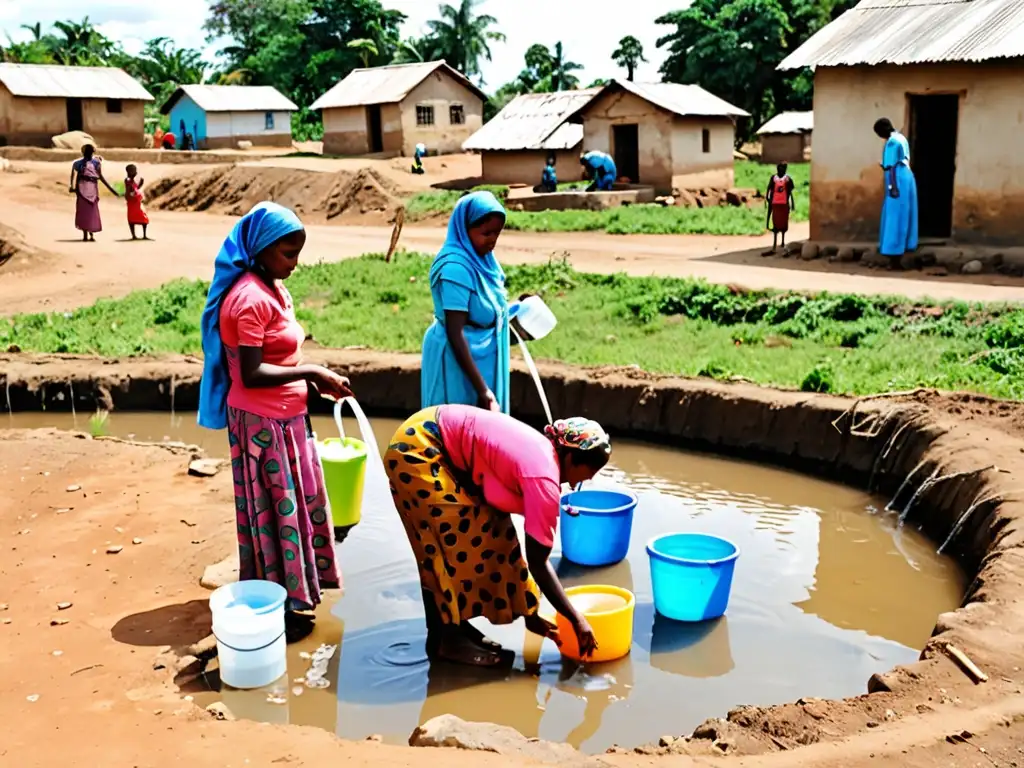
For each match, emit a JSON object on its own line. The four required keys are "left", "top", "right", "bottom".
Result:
{"left": 366, "top": 104, "right": 384, "bottom": 154}
{"left": 612, "top": 124, "right": 639, "bottom": 184}
{"left": 908, "top": 94, "right": 959, "bottom": 238}
{"left": 66, "top": 98, "right": 83, "bottom": 132}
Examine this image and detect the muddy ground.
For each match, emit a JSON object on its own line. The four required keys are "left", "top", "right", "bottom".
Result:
{"left": 4, "top": 351, "right": 1024, "bottom": 767}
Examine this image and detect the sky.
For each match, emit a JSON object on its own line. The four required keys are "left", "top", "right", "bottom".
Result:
{"left": 0, "top": 0, "right": 687, "bottom": 91}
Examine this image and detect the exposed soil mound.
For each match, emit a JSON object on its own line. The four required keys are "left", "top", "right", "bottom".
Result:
{"left": 0, "top": 222, "right": 55, "bottom": 275}
{"left": 146, "top": 165, "right": 403, "bottom": 225}
{"left": 52, "top": 130, "right": 95, "bottom": 151}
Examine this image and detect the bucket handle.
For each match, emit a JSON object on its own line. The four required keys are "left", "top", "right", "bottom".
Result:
{"left": 332, "top": 397, "right": 383, "bottom": 470}
{"left": 213, "top": 629, "right": 285, "bottom": 654}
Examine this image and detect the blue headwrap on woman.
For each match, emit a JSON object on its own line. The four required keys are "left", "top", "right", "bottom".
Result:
{"left": 422, "top": 191, "right": 510, "bottom": 412}
{"left": 197, "top": 202, "right": 304, "bottom": 430}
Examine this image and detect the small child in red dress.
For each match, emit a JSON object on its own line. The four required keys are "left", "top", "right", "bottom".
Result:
{"left": 124, "top": 164, "right": 150, "bottom": 240}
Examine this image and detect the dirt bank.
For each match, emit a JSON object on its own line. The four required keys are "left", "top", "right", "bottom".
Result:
{"left": 146, "top": 165, "right": 404, "bottom": 226}
{"left": 0, "top": 222, "right": 58, "bottom": 276}
{"left": 3, "top": 351, "right": 1024, "bottom": 766}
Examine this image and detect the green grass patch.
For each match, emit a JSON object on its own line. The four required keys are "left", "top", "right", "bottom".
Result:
{"left": 5, "top": 254, "right": 1024, "bottom": 400}
{"left": 405, "top": 161, "right": 810, "bottom": 236}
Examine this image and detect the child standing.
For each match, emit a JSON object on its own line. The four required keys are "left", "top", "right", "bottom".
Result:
{"left": 764, "top": 162, "right": 795, "bottom": 254}
{"left": 535, "top": 154, "right": 557, "bottom": 193}
{"left": 124, "top": 164, "right": 150, "bottom": 240}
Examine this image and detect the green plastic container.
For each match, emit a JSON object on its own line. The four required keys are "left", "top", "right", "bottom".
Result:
{"left": 319, "top": 437, "right": 367, "bottom": 528}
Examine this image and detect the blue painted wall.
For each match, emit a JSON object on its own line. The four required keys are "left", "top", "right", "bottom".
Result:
{"left": 168, "top": 94, "right": 207, "bottom": 145}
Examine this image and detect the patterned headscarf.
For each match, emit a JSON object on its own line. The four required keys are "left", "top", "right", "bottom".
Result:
{"left": 544, "top": 417, "right": 610, "bottom": 452}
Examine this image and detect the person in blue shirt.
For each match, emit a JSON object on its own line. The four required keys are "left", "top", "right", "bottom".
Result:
{"left": 580, "top": 150, "right": 617, "bottom": 191}
{"left": 535, "top": 154, "right": 557, "bottom": 193}
{"left": 412, "top": 143, "right": 426, "bottom": 175}
{"left": 421, "top": 191, "right": 511, "bottom": 413}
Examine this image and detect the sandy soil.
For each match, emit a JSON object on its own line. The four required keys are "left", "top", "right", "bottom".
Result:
{"left": 4, "top": 354, "right": 1024, "bottom": 767}
{"left": 3, "top": 159, "right": 1024, "bottom": 316}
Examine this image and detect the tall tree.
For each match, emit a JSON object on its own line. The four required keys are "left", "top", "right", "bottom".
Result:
{"left": 513, "top": 41, "right": 581, "bottom": 93}
{"left": 426, "top": 0, "right": 505, "bottom": 81}
{"left": 391, "top": 36, "right": 444, "bottom": 65}
{"left": 347, "top": 38, "right": 378, "bottom": 68}
{"left": 50, "top": 17, "right": 118, "bottom": 66}
{"left": 612, "top": 35, "right": 647, "bottom": 81}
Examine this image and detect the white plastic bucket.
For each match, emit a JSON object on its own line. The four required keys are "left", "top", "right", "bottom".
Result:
{"left": 210, "top": 581, "right": 287, "bottom": 689}
{"left": 513, "top": 295, "right": 557, "bottom": 340}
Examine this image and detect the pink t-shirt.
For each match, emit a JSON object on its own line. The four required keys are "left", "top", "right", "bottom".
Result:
{"left": 219, "top": 272, "right": 308, "bottom": 419}
{"left": 438, "top": 405, "right": 562, "bottom": 547}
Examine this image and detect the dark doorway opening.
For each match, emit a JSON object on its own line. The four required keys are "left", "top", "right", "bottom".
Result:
{"left": 908, "top": 94, "right": 959, "bottom": 238}
{"left": 612, "top": 124, "right": 639, "bottom": 184}
{"left": 366, "top": 104, "right": 384, "bottom": 154}
{"left": 66, "top": 98, "right": 83, "bottom": 132}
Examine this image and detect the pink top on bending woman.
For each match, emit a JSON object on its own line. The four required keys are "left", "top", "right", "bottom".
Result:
{"left": 219, "top": 272, "right": 308, "bottom": 419}
{"left": 438, "top": 404, "right": 562, "bottom": 547}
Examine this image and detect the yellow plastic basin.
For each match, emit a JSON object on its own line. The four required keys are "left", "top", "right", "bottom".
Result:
{"left": 553, "top": 584, "right": 635, "bottom": 663}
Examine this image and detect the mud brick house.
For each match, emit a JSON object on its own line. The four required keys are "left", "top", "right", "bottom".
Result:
{"left": 780, "top": 0, "right": 1024, "bottom": 244}
{"left": 312, "top": 61, "right": 485, "bottom": 157}
{"left": 161, "top": 85, "right": 298, "bottom": 149}
{"left": 0, "top": 63, "right": 152, "bottom": 148}
{"left": 564, "top": 79, "right": 748, "bottom": 193}
{"left": 463, "top": 89, "right": 599, "bottom": 185}
{"left": 757, "top": 111, "right": 813, "bottom": 165}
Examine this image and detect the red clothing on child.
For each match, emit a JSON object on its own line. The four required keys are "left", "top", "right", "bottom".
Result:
{"left": 125, "top": 179, "right": 149, "bottom": 225}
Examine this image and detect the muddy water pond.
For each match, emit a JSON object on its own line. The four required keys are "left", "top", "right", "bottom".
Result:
{"left": 10, "top": 411, "right": 965, "bottom": 753}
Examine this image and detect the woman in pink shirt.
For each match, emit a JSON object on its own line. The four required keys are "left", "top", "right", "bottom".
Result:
{"left": 198, "top": 202, "right": 352, "bottom": 642}
{"left": 384, "top": 405, "right": 611, "bottom": 666}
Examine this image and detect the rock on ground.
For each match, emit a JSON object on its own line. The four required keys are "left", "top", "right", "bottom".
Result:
{"left": 409, "top": 715, "right": 592, "bottom": 765}
{"left": 200, "top": 554, "right": 239, "bottom": 590}
{"left": 52, "top": 131, "right": 95, "bottom": 151}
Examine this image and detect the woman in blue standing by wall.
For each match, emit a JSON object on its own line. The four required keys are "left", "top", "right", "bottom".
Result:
{"left": 874, "top": 118, "right": 919, "bottom": 267}
{"left": 422, "top": 191, "right": 510, "bottom": 413}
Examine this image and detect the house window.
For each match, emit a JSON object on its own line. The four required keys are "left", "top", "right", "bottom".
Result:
{"left": 106, "top": 99, "right": 122, "bottom": 114}
{"left": 701, "top": 128, "right": 711, "bottom": 153}
{"left": 449, "top": 104, "right": 465, "bottom": 125}
{"left": 416, "top": 105, "right": 435, "bottom": 127}
{"left": 265, "top": 112, "right": 275, "bottom": 130}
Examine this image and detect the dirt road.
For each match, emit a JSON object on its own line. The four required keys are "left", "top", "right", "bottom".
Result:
{"left": 4, "top": 161, "right": 1024, "bottom": 316}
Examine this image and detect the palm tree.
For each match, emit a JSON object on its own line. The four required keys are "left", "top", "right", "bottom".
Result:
{"left": 391, "top": 36, "right": 444, "bottom": 65}
{"left": 347, "top": 38, "right": 378, "bottom": 68}
{"left": 426, "top": 0, "right": 505, "bottom": 80}
{"left": 51, "top": 18, "right": 114, "bottom": 66}
{"left": 612, "top": 35, "right": 647, "bottom": 81}
{"left": 20, "top": 23, "right": 43, "bottom": 42}
{"left": 548, "top": 42, "right": 582, "bottom": 91}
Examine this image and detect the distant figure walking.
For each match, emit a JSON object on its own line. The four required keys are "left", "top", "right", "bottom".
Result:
{"left": 124, "top": 164, "right": 150, "bottom": 240}
{"left": 874, "top": 117, "right": 919, "bottom": 265}
{"left": 69, "top": 144, "right": 119, "bottom": 242}
{"left": 580, "top": 150, "right": 617, "bottom": 192}
{"left": 764, "top": 162, "right": 795, "bottom": 254}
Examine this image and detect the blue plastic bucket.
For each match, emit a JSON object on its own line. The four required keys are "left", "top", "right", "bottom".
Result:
{"left": 559, "top": 488, "right": 638, "bottom": 567}
{"left": 647, "top": 533, "right": 739, "bottom": 622}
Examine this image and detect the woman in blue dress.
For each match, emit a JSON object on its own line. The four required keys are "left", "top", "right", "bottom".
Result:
{"left": 422, "top": 191, "right": 510, "bottom": 413}
{"left": 874, "top": 118, "right": 919, "bottom": 266}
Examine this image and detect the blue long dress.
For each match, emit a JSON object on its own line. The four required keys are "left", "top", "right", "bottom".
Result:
{"left": 879, "top": 131, "right": 919, "bottom": 257}
{"left": 583, "top": 151, "right": 617, "bottom": 191}
{"left": 421, "top": 192, "right": 510, "bottom": 413}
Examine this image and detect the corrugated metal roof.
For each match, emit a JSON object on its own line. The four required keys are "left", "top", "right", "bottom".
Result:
{"left": 462, "top": 90, "right": 599, "bottom": 152}
{"left": 757, "top": 111, "right": 814, "bottom": 135}
{"left": 0, "top": 63, "right": 153, "bottom": 101}
{"left": 566, "top": 79, "right": 750, "bottom": 121}
{"left": 311, "top": 61, "right": 486, "bottom": 110}
{"left": 161, "top": 85, "right": 298, "bottom": 115}
{"left": 779, "top": 0, "right": 1024, "bottom": 69}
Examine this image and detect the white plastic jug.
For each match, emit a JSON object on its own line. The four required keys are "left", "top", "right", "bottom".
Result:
{"left": 210, "top": 581, "right": 287, "bottom": 689}
{"left": 513, "top": 295, "right": 557, "bottom": 340}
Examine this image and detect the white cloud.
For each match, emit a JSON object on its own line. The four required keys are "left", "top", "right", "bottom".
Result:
{"left": 3, "top": 0, "right": 686, "bottom": 92}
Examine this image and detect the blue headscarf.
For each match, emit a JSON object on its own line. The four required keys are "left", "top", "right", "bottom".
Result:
{"left": 197, "top": 201, "right": 304, "bottom": 430}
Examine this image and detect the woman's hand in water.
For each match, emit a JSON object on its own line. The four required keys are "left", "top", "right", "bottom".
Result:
{"left": 572, "top": 615, "right": 599, "bottom": 659}
{"left": 524, "top": 613, "right": 559, "bottom": 641}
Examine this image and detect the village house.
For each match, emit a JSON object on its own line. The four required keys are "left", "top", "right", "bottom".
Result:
{"left": 564, "top": 79, "right": 749, "bottom": 193}
{"left": 462, "top": 89, "right": 599, "bottom": 185}
{"left": 756, "top": 111, "right": 813, "bottom": 165}
{"left": 780, "top": 0, "right": 1024, "bottom": 245}
{"left": 311, "top": 61, "right": 485, "bottom": 157}
{"left": 161, "top": 85, "right": 298, "bottom": 149}
{"left": 0, "top": 63, "right": 152, "bottom": 148}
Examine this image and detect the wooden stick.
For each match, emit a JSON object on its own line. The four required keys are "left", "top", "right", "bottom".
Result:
{"left": 944, "top": 644, "right": 988, "bottom": 684}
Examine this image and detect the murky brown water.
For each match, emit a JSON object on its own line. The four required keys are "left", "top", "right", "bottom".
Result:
{"left": 7, "top": 411, "right": 966, "bottom": 753}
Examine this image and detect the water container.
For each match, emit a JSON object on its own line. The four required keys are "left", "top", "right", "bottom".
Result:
{"left": 647, "top": 533, "right": 739, "bottom": 622}
{"left": 210, "top": 581, "right": 287, "bottom": 689}
{"left": 553, "top": 584, "right": 635, "bottom": 663}
{"left": 510, "top": 295, "right": 557, "bottom": 340}
{"left": 318, "top": 400, "right": 369, "bottom": 528}
{"left": 559, "top": 489, "right": 637, "bottom": 567}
